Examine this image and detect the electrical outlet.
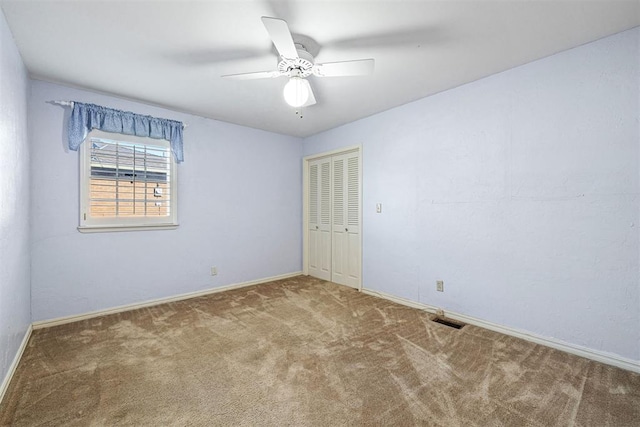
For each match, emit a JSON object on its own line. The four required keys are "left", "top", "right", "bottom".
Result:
{"left": 211, "top": 267, "right": 217, "bottom": 276}
{"left": 376, "top": 203, "right": 382, "bottom": 213}
{"left": 436, "top": 308, "right": 444, "bottom": 317}
{"left": 436, "top": 280, "right": 444, "bottom": 292}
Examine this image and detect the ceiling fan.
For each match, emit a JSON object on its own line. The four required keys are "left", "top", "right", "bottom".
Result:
{"left": 221, "top": 17, "right": 375, "bottom": 108}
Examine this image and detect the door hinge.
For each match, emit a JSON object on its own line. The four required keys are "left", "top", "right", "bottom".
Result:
{"left": 83, "top": 213, "right": 87, "bottom": 220}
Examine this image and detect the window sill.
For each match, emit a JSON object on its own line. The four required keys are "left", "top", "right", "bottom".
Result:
{"left": 77, "top": 224, "right": 179, "bottom": 233}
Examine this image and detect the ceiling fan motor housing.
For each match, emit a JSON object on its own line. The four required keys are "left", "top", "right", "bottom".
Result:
{"left": 278, "top": 47, "right": 315, "bottom": 78}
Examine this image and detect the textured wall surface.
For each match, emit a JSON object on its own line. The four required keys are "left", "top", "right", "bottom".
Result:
{"left": 29, "top": 81, "right": 303, "bottom": 321}
{"left": 304, "top": 28, "right": 640, "bottom": 361}
{"left": 0, "top": 9, "right": 31, "bottom": 389}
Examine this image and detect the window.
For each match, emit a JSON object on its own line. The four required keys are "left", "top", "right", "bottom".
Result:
{"left": 79, "top": 130, "right": 178, "bottom": 232}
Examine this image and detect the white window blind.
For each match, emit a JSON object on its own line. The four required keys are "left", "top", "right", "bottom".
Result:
{"left": 79, "top": 130, "right": 178, "bottom": 232}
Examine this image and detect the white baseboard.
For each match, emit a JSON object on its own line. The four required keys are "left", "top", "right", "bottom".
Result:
{"left": 361, "top": 288, "right": 640, "bottom": 374}
{"left": 0, "top": 324, "right": 32, "bottom": 405}
{"left": 33, "top": 272, "right": 302, "bottom": 330}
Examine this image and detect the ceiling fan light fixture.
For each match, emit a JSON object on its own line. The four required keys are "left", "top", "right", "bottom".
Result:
{"left": 283, "top": 76, "right": 310, "bottom": 107}
{"left": 221, "top": 17, "right": 371, "bottom": 108}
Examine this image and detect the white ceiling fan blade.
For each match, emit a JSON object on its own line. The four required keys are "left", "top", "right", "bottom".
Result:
{"left": 261, "top": 16, "right": 299, "bottom": 60}
{"left": 313, "top": 59, "right": 375, "bottom": 77}
{"left": 221, "top": 70, "right": 282, "bottom": 80}
{"left": 301, "top": 79, "right": 316, "bottom": 107}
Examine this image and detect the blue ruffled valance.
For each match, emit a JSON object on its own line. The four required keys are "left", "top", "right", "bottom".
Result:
{"left": 68, "top": 102, "right": 184, "bottom": 163}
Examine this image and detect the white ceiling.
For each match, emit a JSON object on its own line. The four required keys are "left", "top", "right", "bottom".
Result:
{"left": 2, "top": 0, "right": 639, "bottom": 137}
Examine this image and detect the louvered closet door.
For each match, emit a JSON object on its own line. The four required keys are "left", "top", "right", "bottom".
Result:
{"left": 331, "top": 152, "right": 361, "bottom": 288}
{"left": 308, "top": 158, "right": 332, "bottom": 281}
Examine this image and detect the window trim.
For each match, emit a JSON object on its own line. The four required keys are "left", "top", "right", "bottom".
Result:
{"left": 78, "top": 130, "right": 179, "bottom": 233}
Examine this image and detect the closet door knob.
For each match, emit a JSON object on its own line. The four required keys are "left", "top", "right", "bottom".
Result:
{"left": 345, "top": 228, "right": 348, "bottom": 232}
{"left": 315, "top": 226, "right": 319, "bottom": 230}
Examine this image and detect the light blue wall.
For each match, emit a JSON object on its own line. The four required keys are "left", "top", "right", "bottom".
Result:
{"left": 29, "top": 81, "right": 303, "bottom": 321}
{"left": 0, "top": 9, "right": 30, "bottom": 390}
{"left": 304, "top": 28, "right": 640, "bottom": 361}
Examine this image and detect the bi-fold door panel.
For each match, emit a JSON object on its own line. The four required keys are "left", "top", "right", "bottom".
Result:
{"left": 308, "top": 158, "right": 331, "bottom": 281}
{"left": 331, "top": 152, "right": 361, "bottom": 288}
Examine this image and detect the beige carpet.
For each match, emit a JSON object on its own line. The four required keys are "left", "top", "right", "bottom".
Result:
{"left": 1, "top": 276, "right": 639, "bottom": 426}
